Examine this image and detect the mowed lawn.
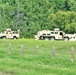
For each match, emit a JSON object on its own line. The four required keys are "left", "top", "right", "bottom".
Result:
{"left": 0, "top": 39, "right": 76, "bottom": 75}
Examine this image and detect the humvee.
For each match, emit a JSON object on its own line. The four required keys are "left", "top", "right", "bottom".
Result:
{"left": 0, "top": 28, "right": 19, "bottom": 39}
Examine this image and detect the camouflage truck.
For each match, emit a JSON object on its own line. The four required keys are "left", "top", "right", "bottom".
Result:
{"left": 35, "top": 28, "right": 76, "bottom": 41}
{"left": 0, "top": 28, "right": 20, "bottom": 39}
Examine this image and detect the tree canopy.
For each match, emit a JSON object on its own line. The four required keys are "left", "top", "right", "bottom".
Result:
{"left": 0, "top": 0, "right": 76, "bottom": 38}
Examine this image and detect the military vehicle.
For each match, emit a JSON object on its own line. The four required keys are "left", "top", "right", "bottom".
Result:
{"left": 64, "top": 33, "right": 76, "bottom": 41}
{"left": 35, "top": 28, "right": 76, "bottom": 41}
{"left": 0, "top": 28, "right": 19, "bottom": 39}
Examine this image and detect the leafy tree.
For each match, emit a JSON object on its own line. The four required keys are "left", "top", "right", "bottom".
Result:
{"left": 48, "top": 11, "right": 76, "bottom": 32}
{"left": 65, "top": 23, "right": 76, "bottom": 33}
{"left": 65, "top": 0, "right": 76, "bottom": 11}
{"left": 0, "top": 0, "right": 76, "bottom": 38}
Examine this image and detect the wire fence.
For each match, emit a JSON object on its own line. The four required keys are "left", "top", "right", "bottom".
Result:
{"left": 0, "top": 43, "right": 76, "bottom": 62}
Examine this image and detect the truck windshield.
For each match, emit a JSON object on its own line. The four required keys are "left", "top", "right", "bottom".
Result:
{"left": 60, "top": 32, "right": 63, "bottom": 36}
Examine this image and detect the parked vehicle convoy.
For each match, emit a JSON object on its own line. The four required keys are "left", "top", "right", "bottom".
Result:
{"left": 0, "top": 28, "right": 19, "bottom": 39}
{"left": 35, "top": 28, "right": 76, "bottom": 41}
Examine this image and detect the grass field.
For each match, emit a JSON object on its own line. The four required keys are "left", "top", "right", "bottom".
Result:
{"left": 0, "top": 39, "right": 76, "bottom": 75}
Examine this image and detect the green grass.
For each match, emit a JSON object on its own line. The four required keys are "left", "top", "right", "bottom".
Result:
{"left": 0, "top": 39, "right": 76, "bottom": 75}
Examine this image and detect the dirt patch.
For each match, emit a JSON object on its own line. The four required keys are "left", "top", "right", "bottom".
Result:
{"left": 0, "top": 72, "right": 11, "bottom": 75}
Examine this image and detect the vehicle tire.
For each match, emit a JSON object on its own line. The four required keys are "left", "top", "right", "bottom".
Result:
{"left": 13, "top": 36, "right": 17, "bottom": 40}
{"left": 44, "top": 38, "right": 49, "bottom": 40}
{"left": 64, "top": 38, "right": 69, "bottom": 41}
{"left": 2, "top": 36, "right": 6, "bottom": 39}
{"left": 50, "top": 37, "right": 55, "bottom": 41}
{"left": 40, "top": 36, "right": 43, "bottom": 40}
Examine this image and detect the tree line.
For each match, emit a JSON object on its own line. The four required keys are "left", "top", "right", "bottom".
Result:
{"left": 0, "top": 0, "right": 76, "bottom": 38}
